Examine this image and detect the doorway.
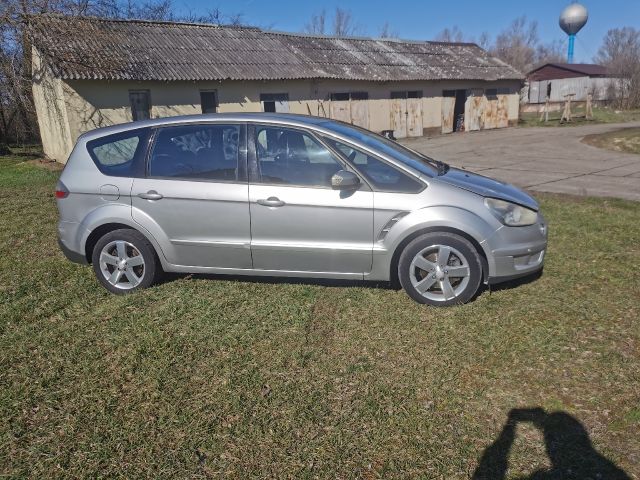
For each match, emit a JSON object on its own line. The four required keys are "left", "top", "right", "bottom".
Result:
{"left": 443, "top": 89, "right": 467, "bottom": 132}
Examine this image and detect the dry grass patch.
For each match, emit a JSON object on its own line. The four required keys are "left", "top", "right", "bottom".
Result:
{"left": 582, "top": 127, "right": 640, "bottom": 155}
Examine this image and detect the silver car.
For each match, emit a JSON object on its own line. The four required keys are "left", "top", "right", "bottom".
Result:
{"left": 56, "top": 113, "right": 547, "bottom": 306}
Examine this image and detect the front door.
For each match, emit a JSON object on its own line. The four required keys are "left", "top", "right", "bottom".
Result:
{"left": 131, "top": 123, "right": 252, "bottom": 269}
{"left": 248, "top": 125, "right": 374, "bottom": 274}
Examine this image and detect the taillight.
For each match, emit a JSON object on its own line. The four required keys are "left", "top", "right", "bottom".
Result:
{"left": 55, "top": 181, "right": 69, "bottom": 199}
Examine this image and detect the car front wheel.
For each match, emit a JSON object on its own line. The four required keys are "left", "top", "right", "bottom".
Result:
{"left": 91, "top": 229, "right": 161, "bottom": 294}
{"left": 398, "top": 232, "right": 483, "bottom": 306}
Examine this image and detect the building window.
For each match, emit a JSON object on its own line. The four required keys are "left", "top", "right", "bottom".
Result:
{"left": 200, "top": 90, "right": 218, "bottom": 114}
{"left": 391, "top": 91, "right": 422, "bottom": 99}
{"left": 330, "top": 92, "right": 368, "bottom": 101}
{"left": 260, "top": 93, "right": 289, "bottom": 113}
{"left": 486, "top": 87, "right": 512, "bottom": 100}
{"left": 129, "top": 90, "right": 151, "bottom": 121}
{"left": 350, "top": 91, "right": 368, "bottom": 100}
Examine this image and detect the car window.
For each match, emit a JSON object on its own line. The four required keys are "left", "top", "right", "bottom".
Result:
{"left": 149, "top": 124, "right": 240, "bottom": 181}
{"left": 87, "top": 128, "right": 150, "bottom": 177}
{"left": 255, "top": 126, "right": 343, "bottom": 187}
{"left": 320, "top": 121, "right": 438, "bottom": 177}
{"left": 325, "top": 138, "right": 424, "bottom": 193}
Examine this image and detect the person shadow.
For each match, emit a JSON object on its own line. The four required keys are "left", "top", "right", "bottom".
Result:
{"left": 472, "top": 407, "right": 630, "bottom": 480}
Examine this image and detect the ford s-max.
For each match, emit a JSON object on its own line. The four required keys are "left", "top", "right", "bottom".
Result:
{"left": 56, "top": 113, "right": 547, "bottom": 306}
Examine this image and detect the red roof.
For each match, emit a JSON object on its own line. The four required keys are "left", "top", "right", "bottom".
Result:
{"left": 527, "top": 63, "right": 608, "bottom": 81}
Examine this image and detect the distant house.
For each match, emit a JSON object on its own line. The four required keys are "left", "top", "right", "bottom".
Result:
{"left": 524, "top": 63, "right": 618, "bottom": 106}
{"left": 29, "top": 15, "right": 523, "bottom": 162}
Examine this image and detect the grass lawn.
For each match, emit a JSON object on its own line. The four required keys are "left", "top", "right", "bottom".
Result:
{"left": 582, "top": 127, "right": 640, "bottom": 155}
{"left": 519, "top": 107, "right": 640, "bottom": 128}
{"left": 1, "top": 152, "right": 639, "bottom": 478}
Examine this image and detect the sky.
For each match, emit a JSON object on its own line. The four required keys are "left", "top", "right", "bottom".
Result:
{"left": 173, "top": 0, "right": 640, "bottom": 63}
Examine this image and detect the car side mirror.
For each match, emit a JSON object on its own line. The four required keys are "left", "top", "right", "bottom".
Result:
{"left": 331, "top": 170, "right": 360, "bottom": 190}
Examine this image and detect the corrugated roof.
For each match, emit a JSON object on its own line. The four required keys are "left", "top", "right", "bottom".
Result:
{"left": 29, "top": 15, "right": 523, "bottom": 82}
{"left": 528, "top": 63, "right": 609, "bottom": 78}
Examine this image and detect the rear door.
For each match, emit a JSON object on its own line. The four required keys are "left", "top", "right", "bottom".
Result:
{"left": 247, "top": 124, "right": 374, "bottom": 274}
{"left": 131, "top": 123, "right": 252, "bottom": 269}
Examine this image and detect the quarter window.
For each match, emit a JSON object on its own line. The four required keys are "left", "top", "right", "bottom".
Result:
{"left": 87, "top": 128, "right": 150, "bottom": 177}
{"left": 149, "top": 124, "right": 241, "bottom": 181}
{"left": 255, "top": 126, "right": 343, "bottom": 187}
{"left": 325, "top": 138, "right": 423, "bottom": 193}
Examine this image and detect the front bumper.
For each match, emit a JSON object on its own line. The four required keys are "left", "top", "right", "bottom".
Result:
{"left": 483, "top": 215, "right": 548, "bottom": 283}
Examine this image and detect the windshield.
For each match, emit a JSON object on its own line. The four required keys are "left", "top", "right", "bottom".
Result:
{"left": 320, "top": 121, "right": 445, "bottom": 177}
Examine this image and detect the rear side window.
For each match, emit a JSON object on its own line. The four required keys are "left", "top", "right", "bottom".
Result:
{"left": 325, "top": 138, "right": 424, "bottom": 193}
{"left": 149, "top": 124, "right": 241, "bottom": 181}
{"left": 87, "top": 128, "right": 150, "bottom": 177}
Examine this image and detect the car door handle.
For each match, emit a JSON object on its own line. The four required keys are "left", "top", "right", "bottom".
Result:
{"left": 257, "top": 197, "right": 285, "bottom": 207}
{"left": 138, "top": 190, "right": 163, "bottom": 200}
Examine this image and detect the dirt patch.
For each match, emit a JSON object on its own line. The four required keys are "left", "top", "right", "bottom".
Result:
{"left": 582, "top": 128, "right": 640, "bottom": 155}
{"left": 24, "top": 158, "right": 64, "bottom": 172}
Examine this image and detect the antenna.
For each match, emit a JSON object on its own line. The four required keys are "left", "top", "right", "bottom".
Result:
{"left": 559, "top": 2, "right": 588, "bottom": 63}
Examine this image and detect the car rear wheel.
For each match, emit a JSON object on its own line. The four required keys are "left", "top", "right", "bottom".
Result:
{"left": 91, "top": 229, "right": 161, "bottom": 294}
{"left": 398, "top": 232, "right": 483, "bottom": 306}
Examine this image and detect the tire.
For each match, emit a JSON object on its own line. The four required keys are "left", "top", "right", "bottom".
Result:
{"left": 398, "top": 232, "right": 483, "bottom": 306}
{"left": 91, "top": 228, "right": 161, "bottom": 294}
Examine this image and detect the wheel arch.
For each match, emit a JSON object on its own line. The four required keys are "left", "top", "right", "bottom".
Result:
{"left": 83, "top": 221, "right": 167, "bottom": 268}
{"left": 389, "top": 226, "right": 489, "bottom": 288}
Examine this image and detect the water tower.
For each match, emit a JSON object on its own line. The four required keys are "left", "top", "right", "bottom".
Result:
{"left": 559, "top": 2, "right": 588, "bottom": 63}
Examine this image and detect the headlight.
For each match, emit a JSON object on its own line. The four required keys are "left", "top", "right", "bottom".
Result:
{"left": 484, "top": 198, "right": 538, "bottom": 226}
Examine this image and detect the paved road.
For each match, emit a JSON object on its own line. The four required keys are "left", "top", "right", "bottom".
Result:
{"left": 400, "top": 122, "right": 640, "bottom": 201}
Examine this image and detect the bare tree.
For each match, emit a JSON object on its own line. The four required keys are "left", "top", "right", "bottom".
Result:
{"left": 0, "top": 1, "right": 244, "bottom": 150}
{"left": 304, "top": 9, "right": 326, "bottom": 35}
{"left": 434, "top": 26, "right": 465, "bottom": 43}
{"left": 477, "top": 32, "right": 491, "bottom": 50}
{"left": 304, "top": 8, "right": 359, "bottom": 37}
{"left": 433, "top": 18, "right": 566, "bottom": 75}
{"left": 595, "top": 27, "right": 640, "bottom": 108}
{"left": 180, "top": 7, "right": 244, "bottom": 26}
{"left": 491, "top": 16, "right": 538, "bottom": 73}
{"left": 378, "top": 21, "right": 397, "bottom": 39}
{"left": 534, "top": 39, "right": 565, "bottom": 66}
{"left": 332, "top": 7, "right": 357, "bottom": 36}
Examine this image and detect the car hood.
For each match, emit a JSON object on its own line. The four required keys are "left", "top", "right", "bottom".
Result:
{"left": 436, "top": 167, "right": 539, "bottom": 211}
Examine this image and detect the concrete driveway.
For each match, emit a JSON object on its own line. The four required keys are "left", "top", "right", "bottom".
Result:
{"left": 400, "top": 122, "right": 640, "bottom": 201}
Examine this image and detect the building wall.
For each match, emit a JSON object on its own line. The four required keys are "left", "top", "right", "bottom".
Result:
{"left": 524, "top": 76, "right": 622, "bottom": 104}
{"left": 31, "top": 48, "right": 74, "bottom": 161}
{"left": 38, "top": 74, "right": 521, "bottom": 162}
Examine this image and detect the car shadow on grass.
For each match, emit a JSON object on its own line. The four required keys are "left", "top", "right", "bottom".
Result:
{"left": 472, "top": 407, "right": 630, "bottom": 480}
{"left": 160, "top": 269, "right": 544, "bottom": 300}
{"left": 160, "top": 272, "right": 395, "bottom": 290}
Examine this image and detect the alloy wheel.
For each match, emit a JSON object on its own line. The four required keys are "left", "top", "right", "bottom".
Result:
{"left": 99, "top": 240, "right": 146, "bottom": 290}
{"left": 409, "top": 244, "right": 471, "bottom": 302}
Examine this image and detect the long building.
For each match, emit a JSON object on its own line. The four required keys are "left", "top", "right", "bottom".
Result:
{"left": 29, "top": 15, "right": 523, "bottom": 162}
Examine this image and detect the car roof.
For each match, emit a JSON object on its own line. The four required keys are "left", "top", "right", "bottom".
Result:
{"left": 79, "top": 113, "right": 333, "bottom": 141}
